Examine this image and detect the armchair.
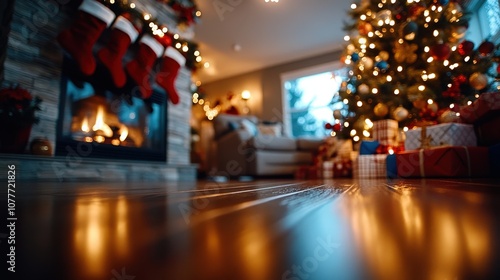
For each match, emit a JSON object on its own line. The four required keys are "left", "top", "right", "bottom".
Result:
{"left": 212, "top": 114, "right": 323, "bottom": 177}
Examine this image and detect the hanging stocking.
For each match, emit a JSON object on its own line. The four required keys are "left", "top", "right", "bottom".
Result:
{"left": 57, "top": 0, "right": 115, "bottom": 76}
{"left": 125, "top": 34, "right": 164, "bottom": 99}
{"left": 97, "top": 15, "right": 139, "bottom": 88}
{"left": 155, "top": 46, "right": 186, "bottom": 105}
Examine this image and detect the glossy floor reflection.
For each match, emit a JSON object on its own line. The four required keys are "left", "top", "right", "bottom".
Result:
{"left": 1, "top": 178, "right": 500, "bottom": 279}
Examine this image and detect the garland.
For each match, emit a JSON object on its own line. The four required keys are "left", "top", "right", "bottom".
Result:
{"left": 157, "top": 0, "right": 201, "bottom": 27}
{"left": 101, "top": 0, "right": 202, "bottom": 70}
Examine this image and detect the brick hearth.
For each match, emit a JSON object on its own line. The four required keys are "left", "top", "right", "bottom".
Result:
{"left": 0, "top": 0, "right": 196, "bottom": 181}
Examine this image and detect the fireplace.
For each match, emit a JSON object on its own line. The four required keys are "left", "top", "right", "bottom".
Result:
{"left": 56, "top": 57, "right": 167, "bottom": 161}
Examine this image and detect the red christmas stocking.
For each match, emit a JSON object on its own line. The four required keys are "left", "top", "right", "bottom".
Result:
{"left": 97, "top": 15, "right": 139, "bottom": 88}
{"left": 57, "top": 0, "right": 115, "bottom": 76}
{"left": 125, "top": 35, "right": 164, "bottom": 99}
{"left": 155, "top": 46, "right": 186, "bottom": 105}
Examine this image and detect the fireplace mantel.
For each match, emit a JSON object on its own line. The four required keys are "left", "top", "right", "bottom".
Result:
{"left": 1, "top": 0, "right": 196, "bottom": 181}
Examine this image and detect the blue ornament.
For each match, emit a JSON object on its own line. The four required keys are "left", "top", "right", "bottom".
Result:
{"left": 439, "top": 0, "right": 449, "bottom": 5}
{"left": 376, "top": 60, "right": 389, "bottom": 70}
{"left": 351, "top": 53, "right": 360, "bottom": 62}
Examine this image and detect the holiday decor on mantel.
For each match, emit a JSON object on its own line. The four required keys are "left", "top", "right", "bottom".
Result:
{"left": 56, "top": 0, "right": 202, "bottom": 105}
{"left": 0, "top": 85, "right": 42, "bottom": 153}
{"left": 157, "top": 0, "right": 202, "bottom": 27}
{"left": 333, "top": 0, "right": 500, "bottom": 142}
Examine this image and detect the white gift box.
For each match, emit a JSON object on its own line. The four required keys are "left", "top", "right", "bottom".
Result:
{"left": 405, "top": 123, "right": 477, "bottom": 151}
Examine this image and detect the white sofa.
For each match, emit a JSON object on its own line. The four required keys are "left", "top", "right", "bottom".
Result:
{"left": 212, "top": 114, "right": 323, "bottom": 177}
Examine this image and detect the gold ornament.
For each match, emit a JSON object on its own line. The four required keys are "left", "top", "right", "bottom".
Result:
{"left": 374, "top": 103, "right": 389, "bottom": 117}
{"left": 360, "top": 57, "right": 374, "bottom": 70}
{"left": 412, "top": 99, "right": 427, "bottom": 109}
{"left": 469, "top": 72, "right": 488, "bottom": 90}
{"left": 392, "top": 106, "right": 409, "bottom": 121}
{"left": 394, "top": 42, "right": 418, "bottom": 63}
{"left": 427, "top": 102, "right": 438, "bottom": 113}
{"left": 439, "top": 109, "right": 460, "bottom": 123}
{"left": 378, "top": 51, "right": 389, "bottom": 61}
{"left": 358, "top": 83, "right": 370, "bottom": 94}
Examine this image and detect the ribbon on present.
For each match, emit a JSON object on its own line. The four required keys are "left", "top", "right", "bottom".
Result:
{"left": 419, "top": 126, "right": 433, "bottom": 149}
{"left": 376, "top": 144, "right": 404, "bottom": 154}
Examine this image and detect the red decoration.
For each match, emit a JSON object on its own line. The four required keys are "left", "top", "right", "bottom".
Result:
{"left": 408, "top": 4, "right": 426, "bottom": 19}
{"left": 458, "top": 40, "right": 474, "bottom": 56}
{"left": 430, "top": 43, "right": 451, "bottom": 60}
{"left": 396, "top": 147, "right": 490, "bottom": 178}
{"left": 333, "top": 123, "right": 342, "bottom": 132}
{"left": 375, "top": 144, "right": 404, "bottom": 155}
{"left": 333, "top": 158, "right": 352, "bottom": 178}
{"left": 456, "top": 74, "right": 467, "bottom": 84}
{"left": 172, "top": 3, "right": 196, "bottom": 25}
{"left": 478, "top": 41, "right": 495, "bottom": 56}
{"left": 0, "top": 124, "right": 32, "bottom": 153}
{"left": 325, "top": 123, "right": 333, "bottom": 130}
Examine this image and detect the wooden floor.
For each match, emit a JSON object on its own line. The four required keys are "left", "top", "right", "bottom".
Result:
{"left": 2, "top": 178, "right": 500, "bottom": 280}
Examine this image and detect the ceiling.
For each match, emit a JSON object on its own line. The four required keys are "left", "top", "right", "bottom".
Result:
{"left": 192, "top": 0, "right": 352, "bottom": 83}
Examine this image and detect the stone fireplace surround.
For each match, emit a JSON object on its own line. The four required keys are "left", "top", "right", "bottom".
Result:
{"left": 0, "top": 0, "right": 196, "bottom": 181}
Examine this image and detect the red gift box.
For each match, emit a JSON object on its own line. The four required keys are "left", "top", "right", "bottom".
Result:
{"left": 459, "top": 92, "right": 500, "bottom": 146}
{"left": 396, "top": 146, "right": 490, "bottom": 178}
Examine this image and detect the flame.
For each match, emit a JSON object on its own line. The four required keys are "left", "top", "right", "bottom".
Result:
{"left": 119, "top": 125, "right": 128, "bottom": 142}
{"left": 92, "top": 106, "right": 113, "bottom": 137}
{"left": 81, "top": 117, "right": 90, "bottom": 133}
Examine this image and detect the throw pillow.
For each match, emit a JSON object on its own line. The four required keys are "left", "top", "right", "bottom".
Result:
{"left": 257, "top": 123, "right": 282, "bottom": 137}
{"left": 240, "top": 119, "right": 258, "bottom": 136}
{"left": 228, "top": 120, "right": 239, "bottom": 131}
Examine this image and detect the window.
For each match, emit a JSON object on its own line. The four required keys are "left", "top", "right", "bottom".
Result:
{"left": 281, "top": 62, "right": 348, "bottom": 138}
{"left": 469, "top": 0, "right": 500, "bottom": 43}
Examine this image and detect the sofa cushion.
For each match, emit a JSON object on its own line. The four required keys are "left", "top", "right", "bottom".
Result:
{"left": 257, "top": 123, "right": 282, "bottom": 136}
{"left": 213, "top": 114, "right": 258, "bottom": 139}
{"left": 240, "top": 118, "right": 258, "bottom": 136}
{"left": 296, "top": 137, "right": 323, "bottom": 151}
{"left": 249, "top": 135, "right": 297, "bottom": 151}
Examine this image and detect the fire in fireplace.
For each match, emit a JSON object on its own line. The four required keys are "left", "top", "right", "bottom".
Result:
{"left": 56, "top": 59, "right": 167, "bottom": 161}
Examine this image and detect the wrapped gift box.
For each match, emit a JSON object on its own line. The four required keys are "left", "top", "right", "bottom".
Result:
{"left": 372, "top": 119, "right": 399, "bottom": 146}
{"left": 333, "top": 158, "right": 352, "bottom": 178}
{"left": 321, "top": 161, "right": 334, "bottom": 179}
{"left": 360, "top": 140, "right": 379, "bottom": 155}
{"left": 353, "top": 154, "right": 387, "bottom": 178}
{"left": 386, "top": 154, "right": 398, "bottom": 179}
{"left": 460, "top": 92, "right": 500, "bottom": 146}
{"left": 405, "top": 123, "right": 477, "bottom": 151}
{"left": 459, "top": 92, "right": 500, "bottom": 122}
{"left": 396, "top": 146, "right": 490, "bottom": 178}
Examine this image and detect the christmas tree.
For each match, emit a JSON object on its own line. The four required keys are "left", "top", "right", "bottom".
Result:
{"left": 334, "top": 0, "right": 499, "bottom": 141}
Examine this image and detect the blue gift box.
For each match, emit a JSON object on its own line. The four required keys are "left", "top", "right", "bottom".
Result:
{"left": 386, "top": 153, "right": 398, "bottom": 179}
{"left": 360, "top": 140, "right": 380, "bottom": 155}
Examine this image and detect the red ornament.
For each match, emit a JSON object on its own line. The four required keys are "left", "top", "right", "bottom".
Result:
{"left": 430, "top": 43, "right": 451, "bottom": 60}
{"left": 333, "top": 123, "right": 342, "bottom": 132}
{"left": 408, "top": 4, "right": 426, "bottom": 19}
{"left": 325, "top": 123, "right": 333, "bottom": 130}
{"left": 497, "top": 63, "right": 500, "bottom": 74}
{"left": 455, "top": 74, "right": 467, "bottom": 84}
{"left": 458, "top": 40, "right": 474, "bottom": 56}
{"left": 478, "top": 41, "right": 495, "bottom": 56}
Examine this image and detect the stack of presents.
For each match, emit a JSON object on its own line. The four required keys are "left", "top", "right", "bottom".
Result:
{"left": 296, "top": 92, "right": 500, "bottom": 179}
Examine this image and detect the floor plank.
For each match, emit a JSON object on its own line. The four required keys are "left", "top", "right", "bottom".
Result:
{"left": 1, "top": 178, "right": 500, "bottom": 279}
